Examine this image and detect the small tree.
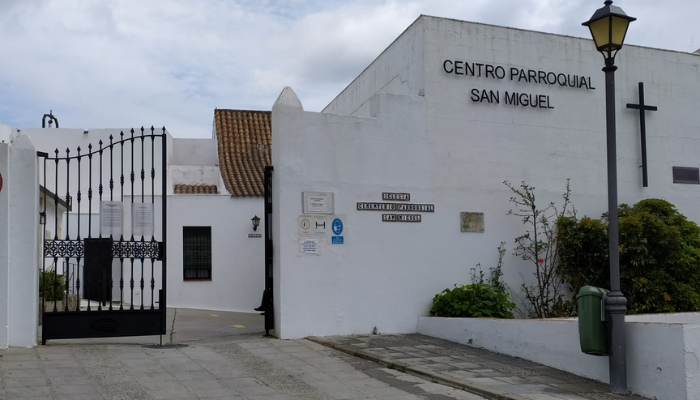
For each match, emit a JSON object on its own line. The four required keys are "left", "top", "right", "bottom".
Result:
{"left": 504, "top": 179, "right": 573, "bottom": 318}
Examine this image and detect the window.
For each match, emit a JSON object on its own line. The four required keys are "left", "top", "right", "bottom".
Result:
{"left": 183, "top": 227, "right": 212, "bottom": 280}
{"left": 672, "top": 167, "right": 700, "bottom": 184}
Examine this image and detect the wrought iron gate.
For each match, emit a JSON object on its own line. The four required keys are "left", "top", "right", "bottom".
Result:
{"left": 263, "top": 166, "right": 274, "bottom": 335}
{"left": 38, "top": 127, "right": 167, "bottom": 344}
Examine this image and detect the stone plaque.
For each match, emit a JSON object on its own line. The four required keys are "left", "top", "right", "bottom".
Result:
{"left": 461, "top": 212, "right": 484, "bottom": 232}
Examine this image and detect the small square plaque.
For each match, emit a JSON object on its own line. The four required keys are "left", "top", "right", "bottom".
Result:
{"left": 302, "top": 192, "right": 334, "bottom": 214}
{"left": 461, "top": 212, "right": 484, "bottom": 233}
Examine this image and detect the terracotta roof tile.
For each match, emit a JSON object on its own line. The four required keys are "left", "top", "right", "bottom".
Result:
{"left": 173, "top": 184, "right": 219, "bottom": 194}
{"left": 214, "top": 109, "right": 271, "bottom": 197}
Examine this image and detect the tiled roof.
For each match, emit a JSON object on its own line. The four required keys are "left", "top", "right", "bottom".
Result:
{"left": 173, "top": 184, "right": 219, "bottom": 194}
{"left": 214, "top": 109, "right": 271, "bottom": 197}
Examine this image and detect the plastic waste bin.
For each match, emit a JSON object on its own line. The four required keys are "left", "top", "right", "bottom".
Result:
{"left": 577, "top": 285, "right": 609, "bottom": 356}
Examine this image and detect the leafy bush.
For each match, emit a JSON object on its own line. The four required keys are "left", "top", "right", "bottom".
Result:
{"left": 431, "top": 245, "right": 515, "bottom": 318}
{"left": 39, "top": 271, "right": 65, "bottom": 302}
{"left": 431, "top": 284, "right": 515, "bottom": 318}
{"left": 557, "top": 199, "right": 700, "bottom": 314}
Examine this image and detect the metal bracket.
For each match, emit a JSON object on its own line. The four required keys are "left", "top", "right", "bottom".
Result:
{"left": 601, "top": 293, "right": 608, "bottom": 322}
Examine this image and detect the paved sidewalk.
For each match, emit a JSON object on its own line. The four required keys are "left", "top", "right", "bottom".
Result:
{"left": 309, "top": 334, "right": 648, "bottom": 400}
{"left": 1, "top": 310, "right": 489, "bottom": 400}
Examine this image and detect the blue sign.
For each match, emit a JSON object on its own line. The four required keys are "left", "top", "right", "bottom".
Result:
{"left": 331, "top": 236, "right": 344, "bottom": 244}
{"left": 332, "top": 218, "right": 343, "bottom": 235}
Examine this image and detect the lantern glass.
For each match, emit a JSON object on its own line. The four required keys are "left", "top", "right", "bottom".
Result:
{"left": 251, "top": 215, "right": 261, "bottom": 231}
{"left": 583, "top": 1, "right": 635, "bottom": 56}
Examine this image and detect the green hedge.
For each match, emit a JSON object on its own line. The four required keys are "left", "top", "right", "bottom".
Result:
{"left": 557, "top": 199, "right": 700, "bottom": 314}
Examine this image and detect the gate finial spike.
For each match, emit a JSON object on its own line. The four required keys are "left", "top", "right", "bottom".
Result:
{"left": 141, "top": 126, "right": 145, "bottom": 136}
{"left": 54, "top": 148, "right": 59, "bottom": 155}
{"left": 130, "top": 128, "right": 135, "bottom": 135}
{"left": 109, "top": 134, "right": 113, "bottom": 142}
{"left": 120, "top": 130, "right": 124, "bottom": 138}
{"left": 77, "top": 146, "right": 81, "bottom": 153}
{"left": 66, "top": 148, "right": 70, "bottom": 155}
{"left": 88, "top": 143, "right": 93, "bottom": 150}
{"left": 162, "top": 126, "right": 166, "bottom": 133}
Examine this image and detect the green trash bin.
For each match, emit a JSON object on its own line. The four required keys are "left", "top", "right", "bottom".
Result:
{"left": 577, "top": 286, "right": 609, "bottom": 356}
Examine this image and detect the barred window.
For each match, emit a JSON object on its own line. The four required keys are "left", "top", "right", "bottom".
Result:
{"left": 183, "top": 227, "right": 212, "bottom": 280}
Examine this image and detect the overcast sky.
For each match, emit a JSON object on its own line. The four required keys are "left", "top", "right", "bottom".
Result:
{"left": 0, "top": 0, "right": 697, "bottom": 137}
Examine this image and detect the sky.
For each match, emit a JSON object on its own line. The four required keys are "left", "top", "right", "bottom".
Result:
{"left": 0, "top": 0, "right": 697, "bottom": 138}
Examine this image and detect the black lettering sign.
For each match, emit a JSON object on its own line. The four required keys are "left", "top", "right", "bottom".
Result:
{"left": 382, "top": 192, "right": 410, "bottom": 201}
{"left": 396, "top": 204, "right": 435, "bottom": 212}
{"left": 357, "top": 202, "right": 396, "bottom": 211}
{"left": 396, "top": 214, "right": 421, "bottom": 222}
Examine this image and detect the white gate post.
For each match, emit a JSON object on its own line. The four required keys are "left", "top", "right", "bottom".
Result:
{"left": 8, "top": 133, "right": 39, "bottom": 347}
{"left": 0, "top": 141, "right": 10, "bottom": 349}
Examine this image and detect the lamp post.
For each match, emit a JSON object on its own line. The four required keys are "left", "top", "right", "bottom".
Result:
{"left": 583, "top": 1, "right": 635, "bottom": 394}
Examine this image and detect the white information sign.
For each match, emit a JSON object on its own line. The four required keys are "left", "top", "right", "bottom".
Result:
{"left": 298, "top": 215, "right": 328, "bottom": 237}
{"left": 100, "top": 201, "right": 123, "bottom": 237}
{"left": 132, "top": 203, "right": 154, "bottom": 237}
{"left": 299, "top": 238, "right": 321, "bottom": 255}
{"left": 302, "top": 191, "right": 334, "bottom": 214}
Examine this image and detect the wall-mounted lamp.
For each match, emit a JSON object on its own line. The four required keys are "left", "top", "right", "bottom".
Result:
{"left": 251, "top": 215, "right": 261, "bottom": 231}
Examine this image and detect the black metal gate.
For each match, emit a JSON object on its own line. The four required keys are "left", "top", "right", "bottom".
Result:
{"left": 263, "top": 166, "right": 274, "bottom": 335}
{"left": 38, "top": 127, "right": 167, "bottom": 344}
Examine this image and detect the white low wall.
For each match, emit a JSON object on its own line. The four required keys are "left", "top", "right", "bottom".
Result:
{"left": 418, "top": 316, "right": 700, "bottom": 400}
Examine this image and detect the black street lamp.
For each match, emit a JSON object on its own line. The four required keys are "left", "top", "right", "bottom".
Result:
{"left": 582, "top": 1, "right": 635, "bottom": 394}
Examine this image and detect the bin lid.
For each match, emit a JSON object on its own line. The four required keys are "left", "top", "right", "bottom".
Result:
{"left": 576, "top": 285, "right": 610, "bottom": 299}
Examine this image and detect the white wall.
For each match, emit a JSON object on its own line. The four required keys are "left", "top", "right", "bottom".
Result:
{"left": 323, "top": 17, "right": 424, "bottom": 116}
{"left": 8, "top": 134, "right": 39, "bottom": 347}
{"left": 171, "top": 165, "right": 220, "bottom": 186}
{"left": 273, "top": 90, "right": 430, "bottom": 339}
{"left": 271, "top": 16, "right": 700, "bottom": 339}
{"left": 172, "top": 138, "right": 217, "bottom": 166}
{"left": 0, "top": 142, "right": 9, "bottom": 348}
{"left": 418, "top": 316, "right": 699, "bottom": 400}
{"left": 168, "top": 195, "right": 264, "bottom": 313}
{"left": 419, "top": 17, "right": 700, "bottom": 295}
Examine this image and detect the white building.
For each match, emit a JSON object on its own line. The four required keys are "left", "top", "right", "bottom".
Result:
{"left": 271, "top": 15, "right": 700, "bottom": 339}
{"left": 0, "top": 110, "right": 271, "bottom": 317}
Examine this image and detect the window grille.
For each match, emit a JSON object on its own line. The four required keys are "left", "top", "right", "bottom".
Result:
{"left": 672, "top": 167, "right": 700, "bottom": 184}
{"left": 183, "top": 227, "right": 212, "bottom": 280}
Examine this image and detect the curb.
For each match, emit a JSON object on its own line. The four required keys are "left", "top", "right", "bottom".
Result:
{"left": 307, "top": 337, "right": 530, "bottom": 400}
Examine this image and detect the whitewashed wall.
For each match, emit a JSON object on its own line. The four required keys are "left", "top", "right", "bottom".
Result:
{"left": 272, "top": 16, "right": 700, "bottom": 338}
{"left": 273, "top": 90, "right": 430, "bottom": 338}
{"left": 418, "top": 316, "right": 700, "bottom": 400}
{"left": 323, "top": 18, "right": 424, "bottom": 116}
{"left": 0, "top": 141, "right": 9, "bottom": 348}
{"left": 167, "top": 195, "right": 264, "bottom": 313}
{"left": 172, "top": 138, "right": 217, "bottom": 166}
{"left": 0, "top": 134, "right": 40, "bottom": 348}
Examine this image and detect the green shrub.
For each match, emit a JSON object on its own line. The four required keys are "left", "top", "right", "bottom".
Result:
{"left": 39, "top": 271, "right": 65, "bottom": 302}
{"left": 431, "top": 284, "right": 515, "bottom": 318}
{"left": 557, "top": 199, "right": 700, "bottom": 314}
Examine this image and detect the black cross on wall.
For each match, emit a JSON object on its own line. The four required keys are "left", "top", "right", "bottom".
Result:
{"left": 626, "top": 82, "right": 658, "bottom": 188}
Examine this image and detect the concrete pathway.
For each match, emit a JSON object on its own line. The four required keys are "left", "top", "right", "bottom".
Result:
{"left": 1, "top": 309, "right": 486, "bottom": 400}
{"left": 309, "top": 334, "right": 649, "bottom": 400}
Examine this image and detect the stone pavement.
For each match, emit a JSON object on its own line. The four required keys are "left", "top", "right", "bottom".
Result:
{"left": 309, "top": 334, "right": 649, "bottom": 400}
{"left": 0, "top": 309, "right": 487, "bottom": 400}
